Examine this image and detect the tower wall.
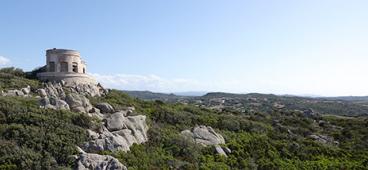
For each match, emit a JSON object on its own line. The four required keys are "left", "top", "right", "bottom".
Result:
{"left": 45, "top": 49, "right": 86, "bottom": 73}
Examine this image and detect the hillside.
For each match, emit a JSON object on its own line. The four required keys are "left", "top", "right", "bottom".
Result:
{"left": 0, "top": 67, "right": 368, "bottom": 169}
{"left": 123, "top": 90, "right": 187, "bottom": 102}
{"left": 126, "top": 91, "right": 368, "bottom": 116}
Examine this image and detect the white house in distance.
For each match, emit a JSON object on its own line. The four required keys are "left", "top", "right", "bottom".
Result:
{"left": 37, "top": 48, "right": 96, "bottom": 85}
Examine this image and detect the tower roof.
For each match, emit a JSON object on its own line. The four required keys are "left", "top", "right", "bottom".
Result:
{"left": 46, "top": 48, "right": 80, "bottom": 56}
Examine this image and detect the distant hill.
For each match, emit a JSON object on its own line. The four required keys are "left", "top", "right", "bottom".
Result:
{"left": 173, "top": 91, "right": 207, "bottom": 96}
{"left": 321, "top": 96, "right": 368, "bottom": 101}
{"left": 123, "top": 91, "right": 368, "bottom": 116}
{"left": 122, "top": 90, "right": 188, "bottom": 101}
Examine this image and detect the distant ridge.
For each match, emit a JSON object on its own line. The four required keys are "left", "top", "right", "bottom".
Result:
{"left": 125, "top": 90, "right": 368, "bottom": 102}
{"left": 173, "top": 91, "right": 207, "bottom": 96}
{"left": 122, "top": 90, "right": 368, "bottom": 116}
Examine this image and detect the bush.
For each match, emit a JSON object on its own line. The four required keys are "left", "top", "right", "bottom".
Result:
{"left": 0, "top": 67, "right": 40, "bottom": 90}
{"left": 0, "top": 67, "right": 25, "bottom": 77}
{"left": 26, "top": 66, "right": 46, "bottom": 80}
{"left": 0, "top": 96, "right": 91, "bottom": 169}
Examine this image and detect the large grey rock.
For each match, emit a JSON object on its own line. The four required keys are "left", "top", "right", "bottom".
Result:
{"left": 39, "top": 97, "right": 50, "bottom": 106}
{"left": 21, "top": 86, "right": 31, "bottom": 95}
{"left": 2, "top": 89, "right": 24, "bottom": 97}
{"left": 36, "top": 82, "right": 107, "bottom": 113}
{"left": 1, "top": 85, "right": 32, "bottom": 97}
{"left": 181, "top": 125, "right": 229, "bottom": 156}
{"left": 75, "top": 153, "right": 127, "bottom": 170}
{"left": 88, "top": 108, "right": 104, "bottom": 119}
{"left": 182, "top": 125, "right": 225, "bottom": 146}
{"left": 106, "top": 112, "right": 148, "bottom": 144}
{"left": 37, "top": 89, "right": 47, "bottom": 97}
{"left": 37, "top": 83, "right": 68, "bottom": 110}
{"left": 83, "top": 126, "right": 131, "bottom": 152}
{"left": 83, "top": 112, "right": 149, "bottom": 152}
{"left": 303, "top": 109, "right": 319, "bottom": 118}
{"left": 67, "top": 82, "right": 107, "bottom": 97}
{"left": 39, "top": 97, "right": 70, "bottom": 110}
{"left": 40, "top": 82, "right": 106, "bottom": 99}
{"left": 44, "top": 104, "right": 57, "bottom": 110}
{"left": 44, "top": 82, "right": 66, "bottom": 99}
{"left": 215, "top": 145, "right": 227, "bottom": 156}
{"left": 273, "top": 103, "right": 285, "bottom": 109}
{"left": 66, "top": 93, "right": 93, "bottom": 113}
{"left": 309, "top": 134, "right": 339, "bottom": 145}
{"left": 56, "top": 98, "right": 70, "bottom": 110}
{"left": 105, "top": 111, "right": 129, "bottom": 131}
{"left": 96, "top": 103, "right": 115, "bottom": 113}
{"left": 87, "top": 130, "right": 100, "bottom": 140}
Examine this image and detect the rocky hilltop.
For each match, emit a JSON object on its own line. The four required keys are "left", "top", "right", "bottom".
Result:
{"left": 1, "top": 68, "right": 151, "bottom": 169}
{"left": 36, "top": 82, "right": 150, "bottom": 170}
{"left": 0, "top": 67, "right": 367, "bottom": 170}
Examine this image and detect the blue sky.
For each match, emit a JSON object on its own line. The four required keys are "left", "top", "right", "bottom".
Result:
{"left": 1, "top": 0, "right": 368, "bottom": 96}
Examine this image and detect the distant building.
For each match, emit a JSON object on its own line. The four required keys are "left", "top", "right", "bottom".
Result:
{"left": 37, "top": 48, "right": 96, "bottom": 85}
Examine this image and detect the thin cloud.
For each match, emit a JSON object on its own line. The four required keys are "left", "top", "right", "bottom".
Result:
{"left": 0, "top": 56, "right": 10, "bottom": 65}
{"left": 91, "top": 73, "right": 208, "bottom": 93}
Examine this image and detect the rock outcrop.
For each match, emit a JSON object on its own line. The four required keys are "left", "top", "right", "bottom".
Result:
{"left": 34, "top": 81, "right": 149, "bottom": 169}
{"left": 75, "top": 153, "right": 127, "bottom": 170}
{"left": 67, "top": 82, "right": 107, "bottom": 97}
{"left": 273, "top": 103, "right": 285, "bottom": 109}
{"left": 38, "top": 81, "right": 106, "bottom": 99}
{"left": 21, "top": 86, "right": 31, "bottom": 95}
{"left": 181, "top": 125, "right": 225, "bottom": 146}
{"left": 66, "top": 93, "right": 93, "bottom": 113}
{"left": 96, "top": 103, "right": 115, "bottom": 114}
{"left": 83, "top": 112, "right": 149, "bottom": 152}
{"left": 1, "top": 86, "right": 31, "bottom": 97}
{"left": 39, "top": 97, "right": 70, "bottom": 110}
{"left": 181, "top": 125, "right": 230, "bottom": 156}
{"left": 37, "top": 82, "right": 104, "bottom": 116}
{"left": 303, "top": 109, "right": 319, "bottom": 118}
{"left": 309, "top": 134, "right": 339, "bottom": 145}
{"left": 35, "top": 82, "right": 150, "bottom": 153}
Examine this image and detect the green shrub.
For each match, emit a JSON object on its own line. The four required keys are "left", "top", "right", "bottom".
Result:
{"left": 0, "top": 67, "right": 25, "bottom": 77}
{"left": 0, "top": 96, "right": 91, "bottom": 169}
{"left": 0, "top": 67, "right": 40, "bottom": 90}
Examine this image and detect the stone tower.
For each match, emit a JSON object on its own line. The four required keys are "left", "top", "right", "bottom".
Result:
{"left": 37, "top": 48, "right": 96, "bottom": 85}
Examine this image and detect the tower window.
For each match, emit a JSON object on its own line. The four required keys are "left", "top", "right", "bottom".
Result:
{"left": 60, "top": 62, "right": 68, "bottom": 72}
{"left": 49, "top": 62, "right": 55, "bottom": 72}
{"left": 72, "top": 62, "right": 78, "bottom": 73}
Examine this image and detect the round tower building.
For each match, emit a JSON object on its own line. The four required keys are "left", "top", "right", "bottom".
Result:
{"left": 37, "top": 48, "right": 96, "bottom": 85}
